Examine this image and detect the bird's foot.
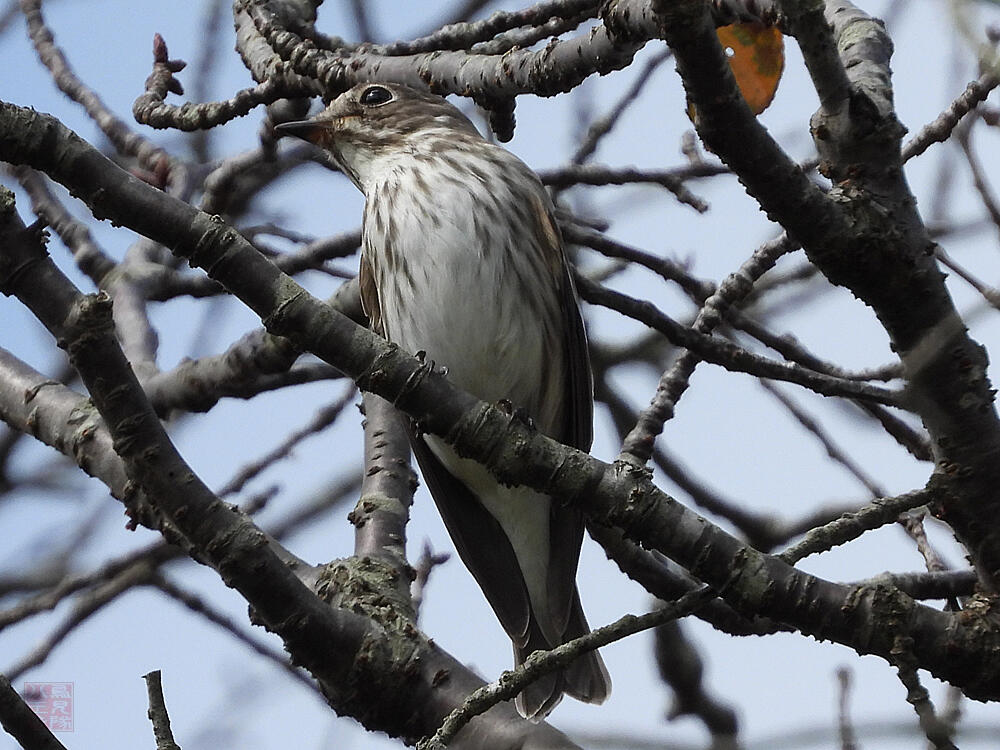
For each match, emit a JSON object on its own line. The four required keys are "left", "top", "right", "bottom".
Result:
{"left": 496, "top": 399, "right": 536, "bottom": 431}
{"left": 414, "top": 350, "right": 449, "bottom": 377}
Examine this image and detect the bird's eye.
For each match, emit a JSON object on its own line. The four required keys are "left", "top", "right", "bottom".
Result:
{"left": 359, "top": 86, "right": 393, "bottom": 106}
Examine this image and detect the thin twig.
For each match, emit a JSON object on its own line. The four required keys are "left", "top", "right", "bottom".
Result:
{"left": 759, "top": 380, "right": 887, "bottom": 498}
{"left": 152, "top": 575, "right": 318, "bottom": 693}
{"left": 215, "top": 383, "right": 357, "bottom": 497}
{"left": 615, "top": 235, "right": 795, "bottom": 464}
{"left": 420, "top": 587, "right": 715, "bottom": 749}
{"left": 902, "top": 72, "right": 1000, "bottom": 161}
{"left": 836, "top": 667, "right": 859, "bottom": 750}
{"left": 890, "top": 637, "right": 958, "bottom": 750}
{"left": 143, "top": 670, "right": 182, "bottom": 750}
{"left": 779, "top": 489, "right": 935, "bottom": 564}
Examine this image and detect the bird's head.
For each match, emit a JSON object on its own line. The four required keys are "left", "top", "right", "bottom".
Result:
{"left": 275, "top": 83, "right": 482, "bottom": 189}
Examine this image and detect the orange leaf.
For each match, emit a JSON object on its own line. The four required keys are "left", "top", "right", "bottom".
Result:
{"left": 717, "top": 23, "right": 784, "bottom": 115}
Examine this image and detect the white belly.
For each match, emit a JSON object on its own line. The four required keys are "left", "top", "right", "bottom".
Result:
{"left": 366, "top": 155, "right": 561, "bottom": 430}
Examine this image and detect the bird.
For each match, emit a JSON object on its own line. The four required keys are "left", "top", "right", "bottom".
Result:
{"left": 276, "top": 82, "right": 610, "bottom": 719}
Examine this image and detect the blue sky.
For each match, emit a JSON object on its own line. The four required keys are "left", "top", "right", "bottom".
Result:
{"left": 2, "top": 2, "right": 1000, "bottom": 748}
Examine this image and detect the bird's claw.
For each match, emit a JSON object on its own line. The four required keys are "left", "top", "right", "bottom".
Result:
{"left": 496, "top": 400, "right": 536, "bottom": 430}
{"left": 414, "top": 350, "right": 448, "bottom": 376}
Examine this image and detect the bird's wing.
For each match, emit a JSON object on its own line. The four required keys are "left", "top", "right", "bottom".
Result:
{"left": 409, "top": 434, "right": 533, "bottom": 645}
{"left": 533, "top": 197, "right": 611, "bottom": 712}
{"left": 530, "top": 194, "right": 593, "bottom": 635}
{"left": 359, "top": 253, "right": 383, "bottom": 336}
{"left": 557, "top": 243, "right": 594, "bottom": 453}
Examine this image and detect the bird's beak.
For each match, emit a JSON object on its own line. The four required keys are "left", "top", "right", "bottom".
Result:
{"left": 274, "top": 119, "right": 327, "bottom": 144}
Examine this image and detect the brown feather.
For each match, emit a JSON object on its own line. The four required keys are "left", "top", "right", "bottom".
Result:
{"left": 527, "top": 192, "right": 595, "bottom": 637}
{"left": 358, "top": 253, "right": 383, "bottom": 336}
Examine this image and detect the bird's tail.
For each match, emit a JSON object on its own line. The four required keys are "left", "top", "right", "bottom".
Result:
{"left": 513, "top": 592, "right": 611, "bottom": 720}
